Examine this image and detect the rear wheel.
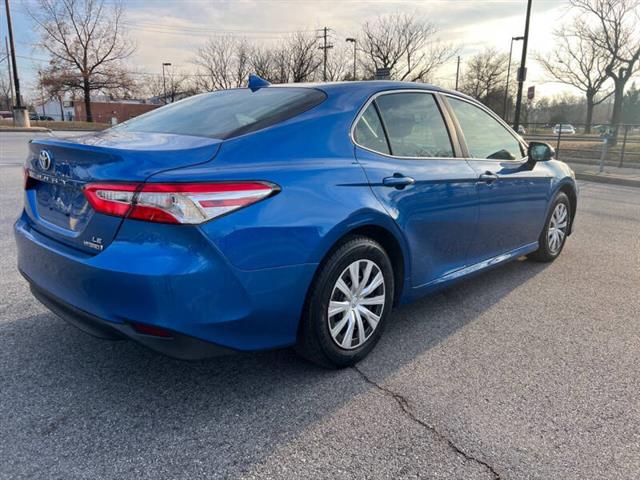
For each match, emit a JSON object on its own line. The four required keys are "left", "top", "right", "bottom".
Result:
{"left": 529, "top": 192, "right": 571, "bottom": 262}
{"left": 296, "top": 236, "right": 394, "bottom": 368}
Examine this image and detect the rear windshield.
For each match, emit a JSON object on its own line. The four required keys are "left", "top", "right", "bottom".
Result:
{"left": 114, "top": 87, "right": 326, "bottom": 139}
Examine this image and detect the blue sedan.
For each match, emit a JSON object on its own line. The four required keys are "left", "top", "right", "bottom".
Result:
{"left": 15, "top": 76, "right": 577, "bottom": 367}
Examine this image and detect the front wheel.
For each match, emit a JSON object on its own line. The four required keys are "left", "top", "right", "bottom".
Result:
{"left": 529, "top": 192, "right": 571, "bottom": 262}
{"left": 296, "top": 236, "right": 394, "bottom": 368}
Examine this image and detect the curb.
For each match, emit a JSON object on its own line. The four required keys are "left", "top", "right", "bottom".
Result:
{"left": 0, "top": 127, "right": 51, "bottom": 133}
{"left": 575, "top": 172, "right": 640, "bottom": 188}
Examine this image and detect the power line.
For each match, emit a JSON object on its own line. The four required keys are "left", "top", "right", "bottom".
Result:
{"left": 11, "top": 53, "right": 233, "bottom": 78}
{"left": 116, "top": 22, "right": 310, "bottom": 40}
{"left": 121, "top": 20, "right": 315, "bottom": 35}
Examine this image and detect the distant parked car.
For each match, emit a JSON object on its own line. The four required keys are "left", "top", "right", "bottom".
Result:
{"left": 553, "top": 124, "right": 576, "bottom": 135}
{"left": 29, "top": 113, "right": 55, "bottom": 121}
{"left": 0, "top": 110, "right": 13, "bottom": 119}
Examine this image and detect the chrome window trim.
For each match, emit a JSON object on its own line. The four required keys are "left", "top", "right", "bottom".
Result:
{"left": 440, "top": 92, "right": 528, "bottom": 163}
{"left": 349, "top": 89, "right": 459, "bottom": 161}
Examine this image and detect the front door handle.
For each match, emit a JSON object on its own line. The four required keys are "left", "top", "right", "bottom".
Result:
{"left": 383, "top": 174, "right": 415, "bottom": 189}
{"left": 478, "top": 171, "right": 499, "bottom": 184}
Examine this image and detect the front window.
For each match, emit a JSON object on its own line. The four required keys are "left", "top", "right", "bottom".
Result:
{"left": 115, "top": 87, "right": 326, "bottom": 140}
{"left": 447, "top": 97, "right": 524, "bottom": 160}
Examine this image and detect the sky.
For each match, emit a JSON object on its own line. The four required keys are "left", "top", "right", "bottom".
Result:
{"left": 1, "top": 0, "right": 586, "bottom": 102}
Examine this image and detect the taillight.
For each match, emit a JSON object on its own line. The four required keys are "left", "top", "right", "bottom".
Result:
{"left": 24, "top": 168, "right": 36, "bottom": 190}
{"left": 83, "top": 181, "right": 277, "bottom": 224}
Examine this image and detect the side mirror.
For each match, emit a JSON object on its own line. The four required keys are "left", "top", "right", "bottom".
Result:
{"left": 528, "top": 141, "right": 555, "bottom": 162}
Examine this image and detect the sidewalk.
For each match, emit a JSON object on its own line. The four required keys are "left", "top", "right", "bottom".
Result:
{"left": 0, "top": 126, "right": 51, "bottom": 133}
{"left": 566, "top": 162, "right": 640, "bottom": 188}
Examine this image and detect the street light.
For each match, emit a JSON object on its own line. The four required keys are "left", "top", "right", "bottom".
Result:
{"left": 345, "top": 38, "right": 356, "bottom": 81}
{"left": 503, "top": 36, "right": 524, "bottom": 121}
{"left": 161, "top": 62, "right": 172, "bottom": 104}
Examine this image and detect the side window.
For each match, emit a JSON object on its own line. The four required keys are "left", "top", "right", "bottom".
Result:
{"left": 375, "top": 93, "right": 454, "bottom": 158}
{"left": 447, "top": 97, "right": 524, "bottom": 160}
{"left": 354, "top": 104, "right": 390, "bottom": 155}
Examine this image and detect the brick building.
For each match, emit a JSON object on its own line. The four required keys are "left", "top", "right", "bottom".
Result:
{"left": 74, "top": 101, "right": 160, "bottom": 124}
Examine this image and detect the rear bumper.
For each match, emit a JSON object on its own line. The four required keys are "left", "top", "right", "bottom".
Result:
{"left": 15, "top": 212, "right": 317, "bottom": 356}
{"left": 27, "top": 280, "right": 234, "bottom": 359}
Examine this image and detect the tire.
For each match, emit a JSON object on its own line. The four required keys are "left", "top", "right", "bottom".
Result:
{"left": 296, "top": 236, "right": 394, "bottom": 368}
{"left": 528, "top": 192, "right": 571, "bottom": 262}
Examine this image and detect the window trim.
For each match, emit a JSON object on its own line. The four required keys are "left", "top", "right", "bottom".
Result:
{"left": 372, "top": 101, "right": 393, "bottom": 155}
{"left": 439, "top": 93, "right": 528, "bottom": 162}
{"left": 350, "top": 89, "right": 464, "bottom": 160}
{"left": 353, "top": 100, "right": 392, "bottom": 155}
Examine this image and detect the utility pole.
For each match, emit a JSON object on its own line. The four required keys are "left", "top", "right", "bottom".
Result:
{"left": 512, "top": 0, "right": 532, "bottom": 131}
{"left": 503, "top": 36, "right": 524, "bottom": 121}
{"left": 4, "top": 37, "right": 15, "bottom": 107}
{"left": 455, "top": 56, "right": 460, "bottom": 90}
{"left": 318, "top": 27, "right": 333, "bottom": 82}
{"left": 4, "top": 0, "right": 29, "bottom": 126}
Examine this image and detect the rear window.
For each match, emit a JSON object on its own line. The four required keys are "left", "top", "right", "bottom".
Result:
{"left": 114, "top": 87, "right": 326, "bottom": 139}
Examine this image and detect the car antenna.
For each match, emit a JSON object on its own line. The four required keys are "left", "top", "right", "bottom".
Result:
{"left": 248, "top": 74, "right": 271, "bottom": 92}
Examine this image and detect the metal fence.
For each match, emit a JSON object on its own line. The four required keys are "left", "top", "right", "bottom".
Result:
{"left": 520, "top": 123, "right": 640, "bottom": 171}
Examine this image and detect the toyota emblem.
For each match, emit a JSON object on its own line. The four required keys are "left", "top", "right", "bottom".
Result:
{"left": 38, "top": 150, "right": 52, "bottom": 170}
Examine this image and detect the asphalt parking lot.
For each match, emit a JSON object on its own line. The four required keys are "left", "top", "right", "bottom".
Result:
{"left": 0, "top": 131, "right": 88, "bottom": 166}
{"left": 1, "top": 146, "right": 639, "bottom": 478}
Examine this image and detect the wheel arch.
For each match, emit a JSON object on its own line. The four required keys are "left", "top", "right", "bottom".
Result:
{"left": 556, "top": 181, "right": 578, "bottom": 235}
{"left": 307, "top": 216, "right": 411, "bottom": 308}
{"left": 344, "top": 225, "right": 406, "bottom": 306}
{"left": 296, "top": 220, "right": 409, "bottom": 345}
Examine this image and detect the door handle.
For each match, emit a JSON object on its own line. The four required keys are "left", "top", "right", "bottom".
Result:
{"left": 383, "top": 174, "right": 415, "bottom": 189}
{"left": 478, "top": 171, "right": 499, "bottom": 184}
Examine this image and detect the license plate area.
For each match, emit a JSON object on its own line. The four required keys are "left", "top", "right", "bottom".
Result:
{"left": 33, "top": 177, "right": 92, "bottom": 233}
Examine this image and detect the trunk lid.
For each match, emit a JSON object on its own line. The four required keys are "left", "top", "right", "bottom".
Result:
{"left": 24, "top": 130, "right": 222, "bottom": 254}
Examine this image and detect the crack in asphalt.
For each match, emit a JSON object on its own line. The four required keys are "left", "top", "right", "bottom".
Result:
{"left": 352, "top": 365, "right": 501, "bottom": 480}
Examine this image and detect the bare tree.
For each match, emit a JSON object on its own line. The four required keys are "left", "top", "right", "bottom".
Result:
{"left": 537, "top": 24, "right": 614, "bottom": 133}
{"left": 359, "top": 13, "right": 457, "bottom": 81}
{"left": 244, "top": 33, "right": 319, "bottom": 84}
{"left": 325, "top": 43, "right": 351, "bottom": 81}
{"left": 39, "top": 72, "right": 74, "bottom": 120}
{"left": 249, "top": 46, "right": 276, "bottom": 81}
{"left": 0, "top": 74, "right": 12, "bottom": 111}
{"left": 27, "top": 0, "right": 136, "bottom": 122}
{"left": 248, "top": 44, "right": 295, "bottom": 84}
{"left": 287, "top": 32, "right": 321, "bottom": 83}
{"left": 194, "top": 36, "right": 251, "bottom": 91}
{"left": 460, "top": 48, "right": 510, "bottom": 113}
{"left": 143, "top": 69, "right": 193, "bottom": 103}
{"left": 271, "top": 45, "right": 293, "bottom": 83}
{"left": 571, "top": 0, "right": 640, "bottom": 142}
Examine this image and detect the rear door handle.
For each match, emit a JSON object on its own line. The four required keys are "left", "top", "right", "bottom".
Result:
{"left": 478, "top": 171, "right": 499, "bottom": 184}
{"left": 383, "top": 174, "right": 415, "bottom": 189}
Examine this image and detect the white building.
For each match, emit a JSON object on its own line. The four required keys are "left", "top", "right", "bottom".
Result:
{"left": 32, "top": 98, "right": 75, "bottom": 121}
